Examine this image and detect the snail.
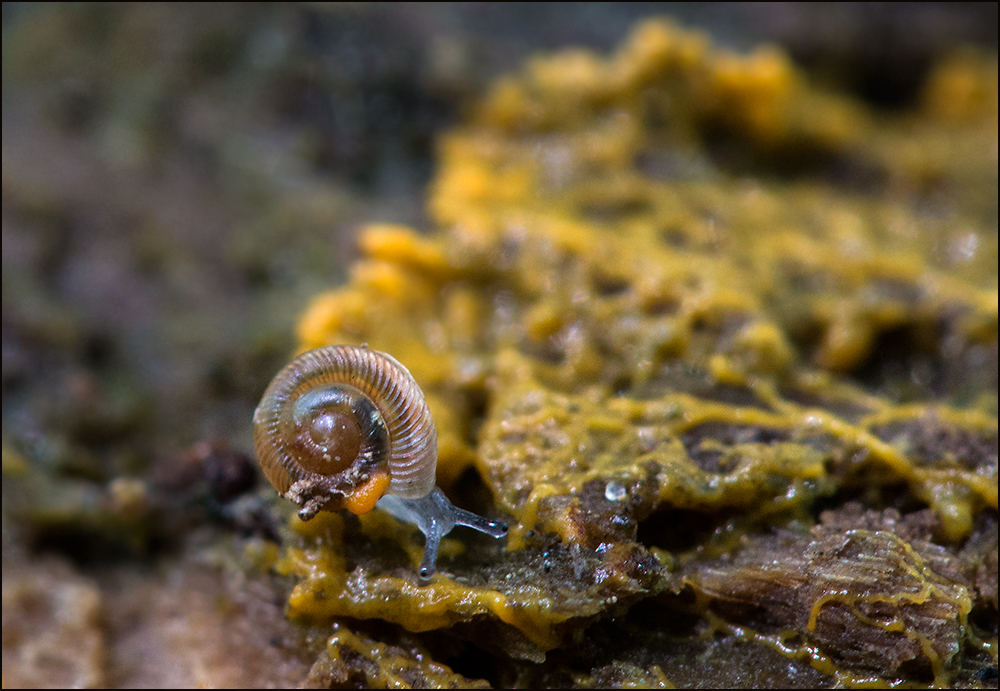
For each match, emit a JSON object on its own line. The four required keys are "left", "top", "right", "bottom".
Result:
{"left": 253, "top": 345, "right": 507, "bottom": 582}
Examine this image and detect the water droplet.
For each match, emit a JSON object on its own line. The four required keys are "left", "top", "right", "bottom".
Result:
{"left": 605, "top": 481, "right": 627, "bottom": 502}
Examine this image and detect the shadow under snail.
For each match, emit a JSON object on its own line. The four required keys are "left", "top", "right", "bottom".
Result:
{"left": 253, "top": 345, "right": 507, "bottom": 583}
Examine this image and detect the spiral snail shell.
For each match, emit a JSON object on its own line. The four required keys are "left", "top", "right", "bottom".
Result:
{"left": 253, "top": 345, "right": 506, "bottom": 582}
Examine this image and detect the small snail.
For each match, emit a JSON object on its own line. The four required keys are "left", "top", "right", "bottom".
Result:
{"left": 253, "top": 345, "right": 507, "bottom": 582}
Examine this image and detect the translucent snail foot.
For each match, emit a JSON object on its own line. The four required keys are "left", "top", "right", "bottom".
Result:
{"left": 377, "top": 488, "right": 508, "bottom": 584}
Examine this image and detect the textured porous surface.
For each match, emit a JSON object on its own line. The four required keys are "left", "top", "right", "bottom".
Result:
{"left": 286, "top": 18, "right": 998, "bottom": 687}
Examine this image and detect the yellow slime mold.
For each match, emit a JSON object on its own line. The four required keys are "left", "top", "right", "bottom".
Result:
{"left": 279, "top": 17, "right": 997, "bottom": 685}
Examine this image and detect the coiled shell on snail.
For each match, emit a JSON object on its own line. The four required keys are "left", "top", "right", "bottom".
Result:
{"left": 253, "top": 345, "right": 507, "bottom": 582}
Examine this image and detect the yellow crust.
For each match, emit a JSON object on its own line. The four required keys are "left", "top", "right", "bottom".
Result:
{"left": 343, "top": 472, "right": 391, "bottom": 516}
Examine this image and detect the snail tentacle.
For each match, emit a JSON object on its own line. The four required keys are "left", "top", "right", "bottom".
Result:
{"left": 377, "top": 490, "right": 508, "bottom": 583}
{"left": 253, "top": 345, "right": 507, "bottom": 583}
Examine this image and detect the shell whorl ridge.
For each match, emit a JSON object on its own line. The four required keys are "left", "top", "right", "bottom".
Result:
{"left": 253, "top": 346, "right": 437, "bottom": 517}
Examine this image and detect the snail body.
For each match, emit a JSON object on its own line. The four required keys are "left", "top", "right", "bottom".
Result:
{"left": 253, "top": 345, "right": 506, "bottom": 582}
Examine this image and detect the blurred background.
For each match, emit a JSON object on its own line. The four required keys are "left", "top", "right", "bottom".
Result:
{"left": 2, "top": 3, "right": 997, "bottom": 686}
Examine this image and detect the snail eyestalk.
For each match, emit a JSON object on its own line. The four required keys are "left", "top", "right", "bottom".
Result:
{"left": 377, "top": 489, "right": 508, "bottom": 583}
